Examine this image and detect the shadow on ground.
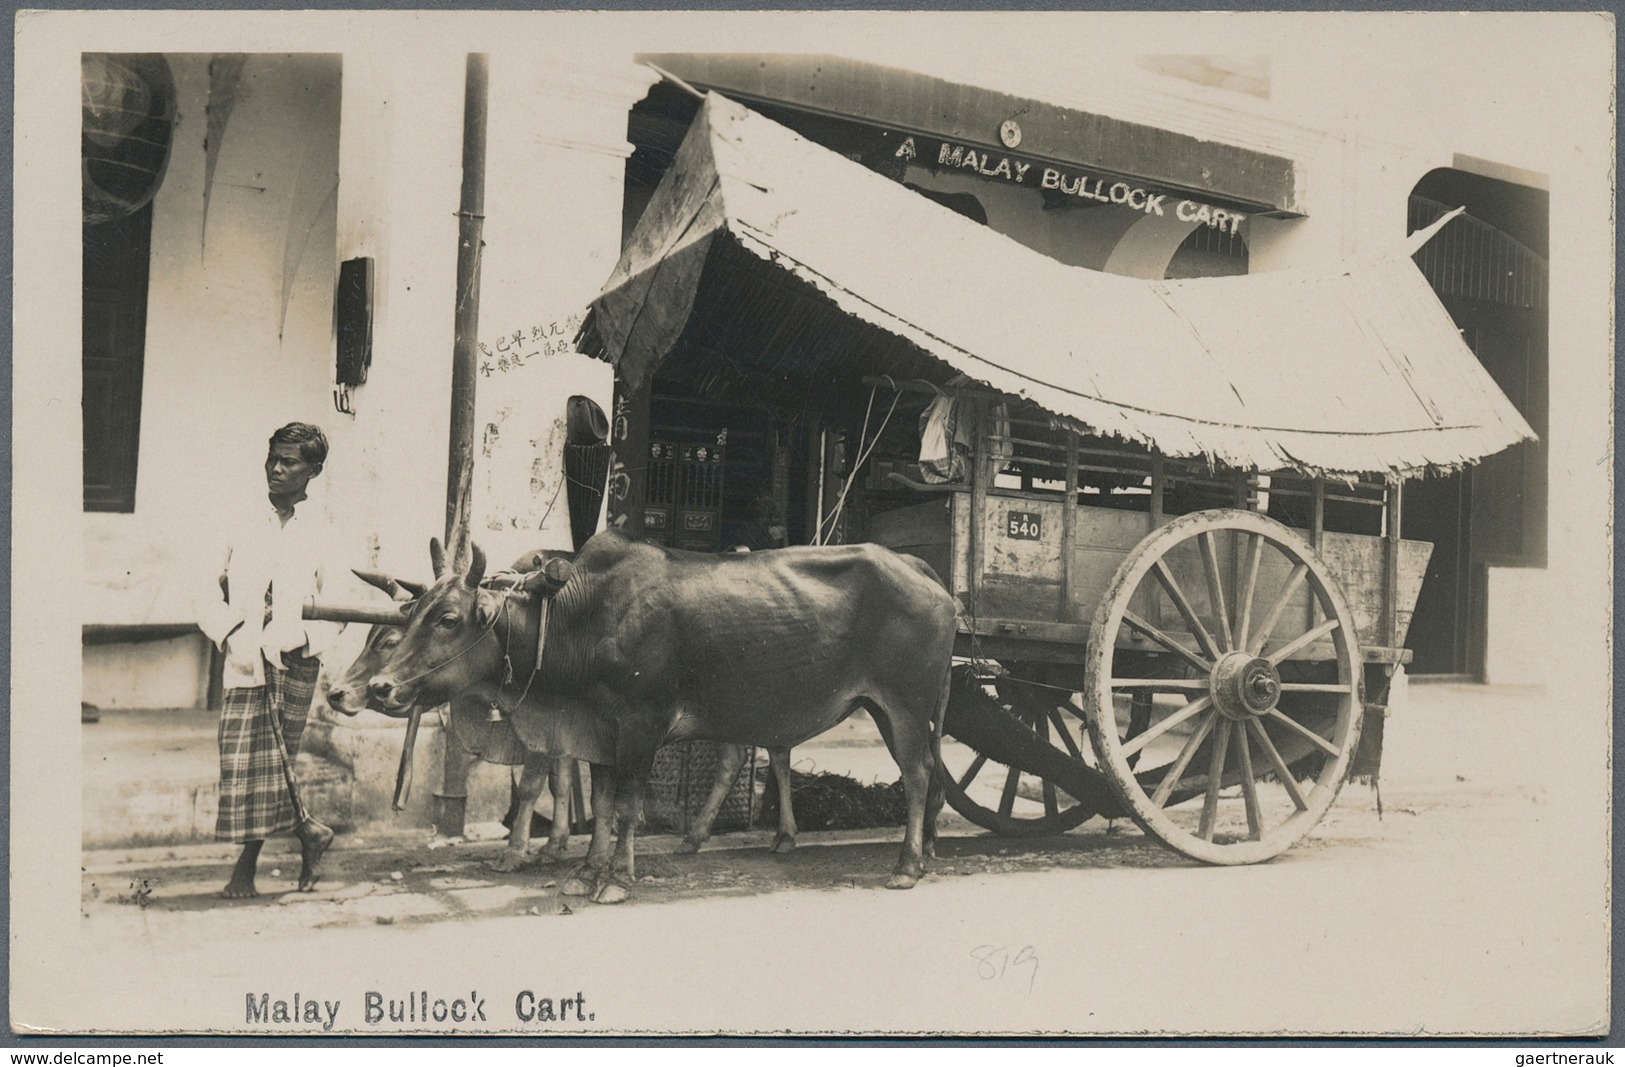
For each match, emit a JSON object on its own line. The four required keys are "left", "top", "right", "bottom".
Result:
{"left": 83, "top": 817, "right": 1196, "bottom": 930}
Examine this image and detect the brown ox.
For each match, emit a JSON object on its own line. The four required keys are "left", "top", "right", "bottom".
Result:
{"left": 328, "top": 558, "right": 802, "bottom": 869}
{"left": 326, "top": 582, "right": 574, "bottom": 871}
{"left": 366, "top": 529, "right": 956, "bottom": 903}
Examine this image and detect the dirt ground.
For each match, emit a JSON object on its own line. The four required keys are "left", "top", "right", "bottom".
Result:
{"left": 74, "top": 752, "right": 1524, "bottom": 929}
{"left": 51, "top": 682, "right": 1612, "bottom": 1037}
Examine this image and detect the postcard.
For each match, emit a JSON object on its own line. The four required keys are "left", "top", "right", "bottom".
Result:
{"left": 14, "top": 9, "right": 1613, "bottom": 1037}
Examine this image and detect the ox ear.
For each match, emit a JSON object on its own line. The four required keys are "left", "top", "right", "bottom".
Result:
{"left": 474, "top": 587, "right": 500, "bottom": 628}
{"left": 521, "top": 556, "right": 574, "bottom": 596}
{"left": 465, "top": 543, "right": 486, "bottom": 588}
{"left": 396, "top": 578, "right": 427, "bottom": 599}
{"left": 429, "top": 537, "right": 447, "bottom": 579}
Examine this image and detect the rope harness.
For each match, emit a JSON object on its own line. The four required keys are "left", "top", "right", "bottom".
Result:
{"left": 382, "top": 571, "right": 553, "bottom": 719}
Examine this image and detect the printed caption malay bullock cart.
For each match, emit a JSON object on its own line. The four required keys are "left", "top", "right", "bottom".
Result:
{"left": 569, "top": 93, "right": 1535, "bottom": 868}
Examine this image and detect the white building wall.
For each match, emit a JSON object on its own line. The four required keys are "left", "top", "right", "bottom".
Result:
{"left": 83, "top": 46, "right": 647, "bottom": 706}
{"left": 75, "top": 16, "right": 1605, "bottom": 705}
{"left": 83, "top": 53, "right": 344, "bottom": 632}
{"left": 329, "top": 45, "right": 463, "bottom": 583}
{"left": 458, "top": 54, "right": 649, "bottom": 570}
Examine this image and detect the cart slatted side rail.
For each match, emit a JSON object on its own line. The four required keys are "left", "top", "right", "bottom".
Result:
{"left": 868, "top": 495, "right": 1429, "bottom": 666}
{"left": 861, "top": 394, "right": 1427, "bottom": 668}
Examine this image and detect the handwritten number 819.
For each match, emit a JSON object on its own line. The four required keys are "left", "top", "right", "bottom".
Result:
{"left": 970, "top": 945, "right": 1038, "bottom": 992}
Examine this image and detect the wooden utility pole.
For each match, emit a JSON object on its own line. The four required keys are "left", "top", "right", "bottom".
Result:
{"left": 445, "top": 53, "right": 489, "bottom": 571}
{"left": 434, "top": 53, "right": 490, "bottom": 838}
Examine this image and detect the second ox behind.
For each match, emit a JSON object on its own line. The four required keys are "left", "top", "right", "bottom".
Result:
{"left": 364, "top": 527, "right": 959, "bottom": 903}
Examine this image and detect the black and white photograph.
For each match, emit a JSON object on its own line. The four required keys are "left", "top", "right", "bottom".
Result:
{"left": 10, "top": 9, "right": 1614, "bottom": 1038}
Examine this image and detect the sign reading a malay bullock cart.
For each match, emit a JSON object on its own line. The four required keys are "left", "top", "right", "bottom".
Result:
{"left": 890, "top": 133, "right": 1252, "bottom": 234}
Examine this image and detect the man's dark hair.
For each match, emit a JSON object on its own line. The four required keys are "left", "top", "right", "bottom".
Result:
{"left": 268, "top": 422, "right": 329, "bottom": 466}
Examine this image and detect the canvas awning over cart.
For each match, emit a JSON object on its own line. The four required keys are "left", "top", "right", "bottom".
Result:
{"left": 580, "top": 93, "right": 1534, "bottom": 478}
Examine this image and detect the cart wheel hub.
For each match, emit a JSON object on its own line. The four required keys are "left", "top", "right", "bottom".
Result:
{"left": 1211, "top": 653, "right": 1281, "bottom": 720}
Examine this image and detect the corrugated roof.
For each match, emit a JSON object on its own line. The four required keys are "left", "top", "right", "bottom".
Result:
{"left": 585, "top": 94, "right": 1534, "bottom": 477}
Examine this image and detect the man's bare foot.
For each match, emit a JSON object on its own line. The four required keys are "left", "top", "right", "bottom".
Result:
{"left": 295, "top": 819, "right": 335, "bottom": 892}
{"left": 222, "top": 841, "right": 263, "bottom": 898}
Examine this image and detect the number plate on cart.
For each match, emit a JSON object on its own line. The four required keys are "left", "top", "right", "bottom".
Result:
{"left": 1005, "top": 510, "right": 1043, "bottom": 540}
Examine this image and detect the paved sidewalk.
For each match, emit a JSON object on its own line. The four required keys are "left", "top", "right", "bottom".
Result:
{"left": 82, "top": 679, "right": 1564, "bottom": 862}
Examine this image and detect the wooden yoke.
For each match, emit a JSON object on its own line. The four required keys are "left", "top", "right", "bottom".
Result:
{"left": 301, "top": 600, "right": 408, "bottom": 627}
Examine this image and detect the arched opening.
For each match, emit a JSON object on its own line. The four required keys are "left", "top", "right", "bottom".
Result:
{"left": 1402, "top": 167, "right": 1548, "bottom": 677}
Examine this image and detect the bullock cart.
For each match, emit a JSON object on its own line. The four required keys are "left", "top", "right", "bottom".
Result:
{"left": 308, "top": 95, "right": 1532, "bottom": 872}
{"left": 856, "top": 378, "right": 1432, "bottom": 864}
{"left": 574, "top": 94, "right": 1534, "bottom": 869}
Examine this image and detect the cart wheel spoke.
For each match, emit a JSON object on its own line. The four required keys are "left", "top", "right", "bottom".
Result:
{"left": 1248, "top": 562, "right": 1308, "bottom": 657}
{"left": 1264, "top": 708, "right": 1343, "bottom": 759}
{"left": 1152, "top": 560, "right": 1223, "bottom": 662}
{"left": 997, "top": 764, "right": 1021, "bottom": 818}
{"left": 1235, "top": 531, "right": 1264, "bottom": 652}
{"left": 1150, "top": 707, "right": 1217, "bottom": 808}
{"left": 1267, "top": 618, "right": 1342, "bottom": 666}
{"left": 1110, "top": 678, "right": 1210, "bottom": 691}
{"left": 1198, "top": 719, "right": 1233, "bottom": 841}
{"left": 956, "top": 752, "right": 989, "bottom": 792}
{"left": 1278, "top": 682, "right": 1353, "bottom": 694}
{"left": 1246, "top": 718, "right": 1308, "bottom": 811}
{"left": 1046, "top": 707, "right": 1085, "bottom": 761}
{"left": 1235, "top": 725, "right": 1262, "bottom": 840}
{"left": 1122, "top": 695, "right": 1212, "bottom": 760}
{"left": 1198, "top": 530, "right": 1234, "bottom": 652}
{"left": 1122, "top": 610, "right": 1215, "bottom": 676}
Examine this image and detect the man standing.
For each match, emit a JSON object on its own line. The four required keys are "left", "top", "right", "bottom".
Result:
{"left": 196, "top": 423, "right": 341, "bottom": 898}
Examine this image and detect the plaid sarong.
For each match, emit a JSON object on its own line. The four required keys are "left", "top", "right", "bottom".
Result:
{"left": 216, "top": 652, "right": 321, "bottom": 842}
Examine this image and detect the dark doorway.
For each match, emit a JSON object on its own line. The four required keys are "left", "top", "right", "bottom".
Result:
{"left": 1402, "top": 169, "right": 1548, "bottom": 676}
{"left": 83, "top": 203, "right": 154, "bottom": 512}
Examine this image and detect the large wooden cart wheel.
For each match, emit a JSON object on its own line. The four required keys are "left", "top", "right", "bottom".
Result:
{"left": 1083, "top": 509, "right": 1363, "bottom": 864}
{"left": 940, "top": 667, "right": 1100, "bottom": 837}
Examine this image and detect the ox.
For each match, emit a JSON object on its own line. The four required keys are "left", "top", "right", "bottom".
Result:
{"left": 326, "top": 580, "right": 574, "bottom": 871}
{"left": 366, "top": 529, "right": 957, "bottom": 902}
{"left": 328, "top": 557, "right": 804, "bottom": 868}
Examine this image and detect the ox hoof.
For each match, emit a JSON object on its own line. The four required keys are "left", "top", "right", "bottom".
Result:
{"left": 885, "top": 872, "right": 921, "bottom": 891}
{"left": 592, "top": 881, "right": 631, "bottom": 905}
{"left": 535, "top": 846, "right": 569, "bottom": 867}
{"left": 770, "top": 833, "right": 797, "bottom": 854}
{"left": 487, "top": 849, "right": 529, "bottom": 873}
{"left": 560, "top": 864, "right": 598, "bottom": 896}
{"left": 674, "top": 836, "right": 704, "bottom": 855}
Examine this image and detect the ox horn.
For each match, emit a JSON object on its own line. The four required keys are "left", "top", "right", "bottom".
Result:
{"left": 466, "top": 543, "right": 486, "bottom": 588}
{"left": 429, "top": 537, "right": 447, "bottom": 579}
{"left": 353, "top": 568, "right": 416, "bottom": 603}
